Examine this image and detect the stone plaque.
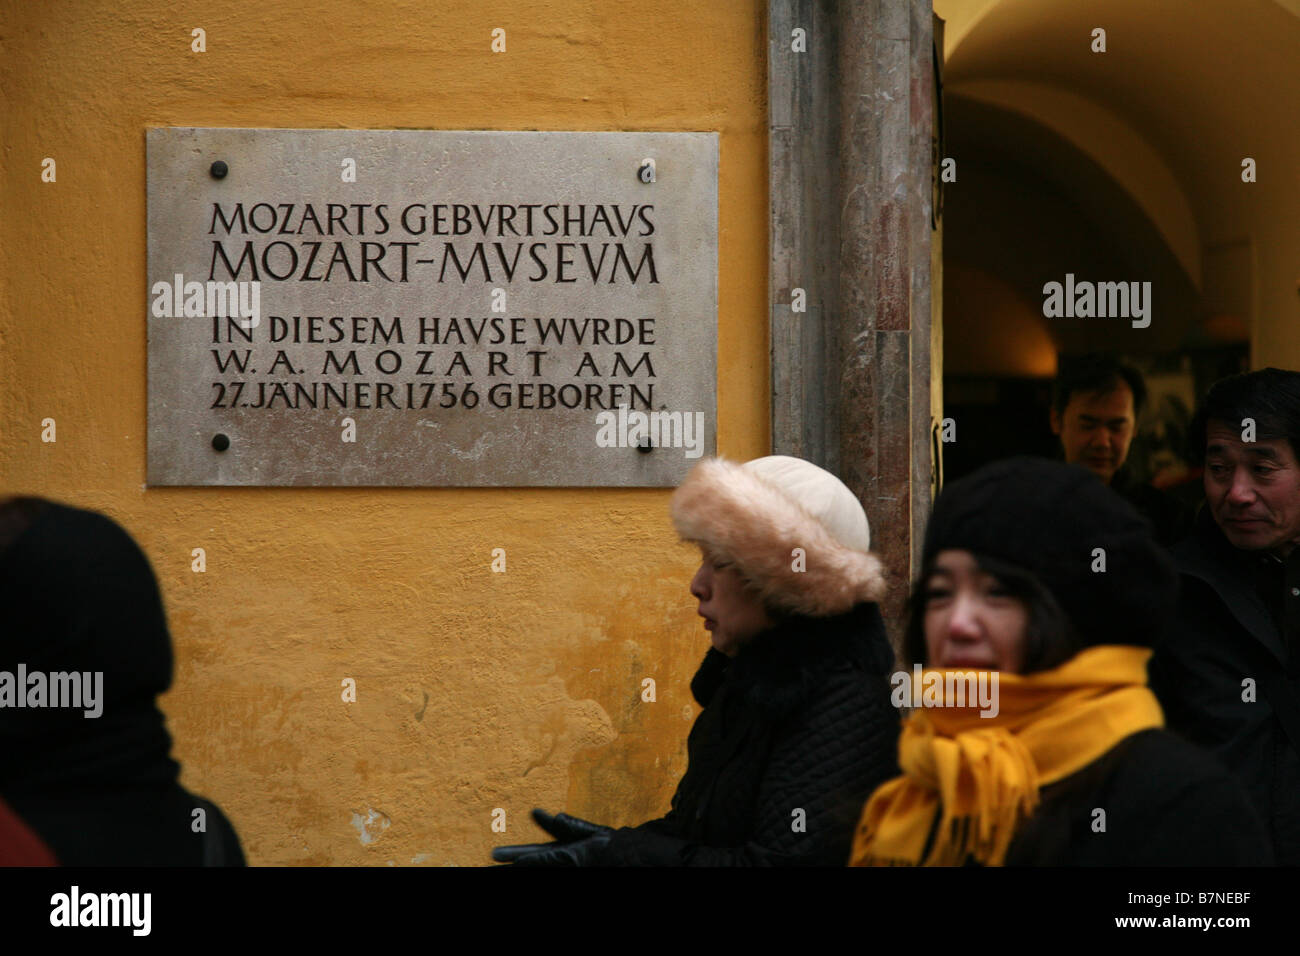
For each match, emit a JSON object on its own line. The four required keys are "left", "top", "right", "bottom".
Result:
{"left": 147, "top": 128, "right": 717, "bottom": 486}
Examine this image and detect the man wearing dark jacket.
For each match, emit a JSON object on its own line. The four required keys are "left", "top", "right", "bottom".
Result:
{"left": 1051, "top": 354, "right": 1192, "bottom": 546}
{"left": 1148, "top": 368, "right": 1300, "bottom": 865}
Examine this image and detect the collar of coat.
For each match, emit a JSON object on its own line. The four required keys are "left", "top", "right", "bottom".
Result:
{"left": 1173, "top": 507, "right": 1287, "bottom": 662}
{"left": 715, "top": 602, "right": 894, "bottom": 721}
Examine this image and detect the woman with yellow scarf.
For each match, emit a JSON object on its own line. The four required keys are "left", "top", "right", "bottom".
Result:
{"left": 850, "top": 457, "right": 1272, "bottom": 867}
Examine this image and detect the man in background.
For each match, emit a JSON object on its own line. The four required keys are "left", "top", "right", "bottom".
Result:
{"left": 1051, "top": 353, "right": 1192, "bottom": 546}
{"left": 1148, "top": 368, "right": 1300, "bottom": 864}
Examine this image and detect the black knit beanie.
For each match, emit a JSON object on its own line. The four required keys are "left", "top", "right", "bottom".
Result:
{"left": 919, "top": 457, "right": 1178, "bottom": 654}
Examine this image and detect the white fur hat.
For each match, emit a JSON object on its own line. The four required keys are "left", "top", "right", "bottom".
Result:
{"left": 670, "top": 455, "right": 885, "bottom": 617}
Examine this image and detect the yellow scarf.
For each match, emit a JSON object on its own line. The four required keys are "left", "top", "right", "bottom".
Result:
{"left": 848, "top": 645, "right": 1163, "bottom": 867}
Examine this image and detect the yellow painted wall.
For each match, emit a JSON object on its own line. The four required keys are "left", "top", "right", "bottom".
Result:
{"left": 0, "top": 0, "right": 769, "bottom": 865}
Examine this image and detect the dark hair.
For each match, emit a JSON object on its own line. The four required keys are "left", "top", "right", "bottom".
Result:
{"left": 1052, "top": 353, "right": 1147, "bottom": 419}
{"left": 0, "top": 496, "right": 49, "bottom": 558}
{"left": 1188, "top": 367, "right": 1300, "bottom": 463}
{"left": 903, "top": 551, "right": 1078, "bottom": 674}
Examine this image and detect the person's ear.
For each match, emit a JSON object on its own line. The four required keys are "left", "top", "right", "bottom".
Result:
{"left": 1049, "top": 407, "right": 1063, "bottom": 436}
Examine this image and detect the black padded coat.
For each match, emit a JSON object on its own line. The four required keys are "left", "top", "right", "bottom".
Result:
{"left": 596, "top": 602, "right": 900, "bottom": 865}
{"left": 1003, "top": 727, "right": 1272, "bottom": 865}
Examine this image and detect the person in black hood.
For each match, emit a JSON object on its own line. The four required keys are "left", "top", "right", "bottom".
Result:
{"left": 492, "top": 455, "right": 900, "bottom": 866}
{"left": 0, "top": 496, "right": 245, "bottom": 866}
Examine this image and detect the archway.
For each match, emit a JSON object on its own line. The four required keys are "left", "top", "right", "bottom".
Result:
{"left": 934, "top": 0, "right": 1300, "bottom": 486}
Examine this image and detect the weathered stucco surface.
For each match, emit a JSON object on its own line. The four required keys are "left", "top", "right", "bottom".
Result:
{"left": 0, "top": 0, "right": 768, "bottom": 864}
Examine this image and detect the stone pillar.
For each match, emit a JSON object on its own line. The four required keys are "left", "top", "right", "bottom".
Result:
{"left": 769, "top": 0, "right": 937, "bottom": 641}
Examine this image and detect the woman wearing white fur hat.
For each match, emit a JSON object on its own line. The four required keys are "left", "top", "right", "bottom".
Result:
{"left": 493, "top": 455, "right": 900, "bottom": 865}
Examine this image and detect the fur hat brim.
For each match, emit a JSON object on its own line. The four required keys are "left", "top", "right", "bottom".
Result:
{"left": 670, "top": 458, "right": 886, "bottom": 617}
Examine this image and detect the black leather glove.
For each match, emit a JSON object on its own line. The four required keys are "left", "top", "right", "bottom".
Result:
{"left": 492, "top": 808, "right": 615, "bottom": 866}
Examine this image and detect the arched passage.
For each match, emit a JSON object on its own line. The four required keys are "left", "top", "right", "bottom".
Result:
{"left": 934, "top": 0, "right": 1300, "bottom": 484}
